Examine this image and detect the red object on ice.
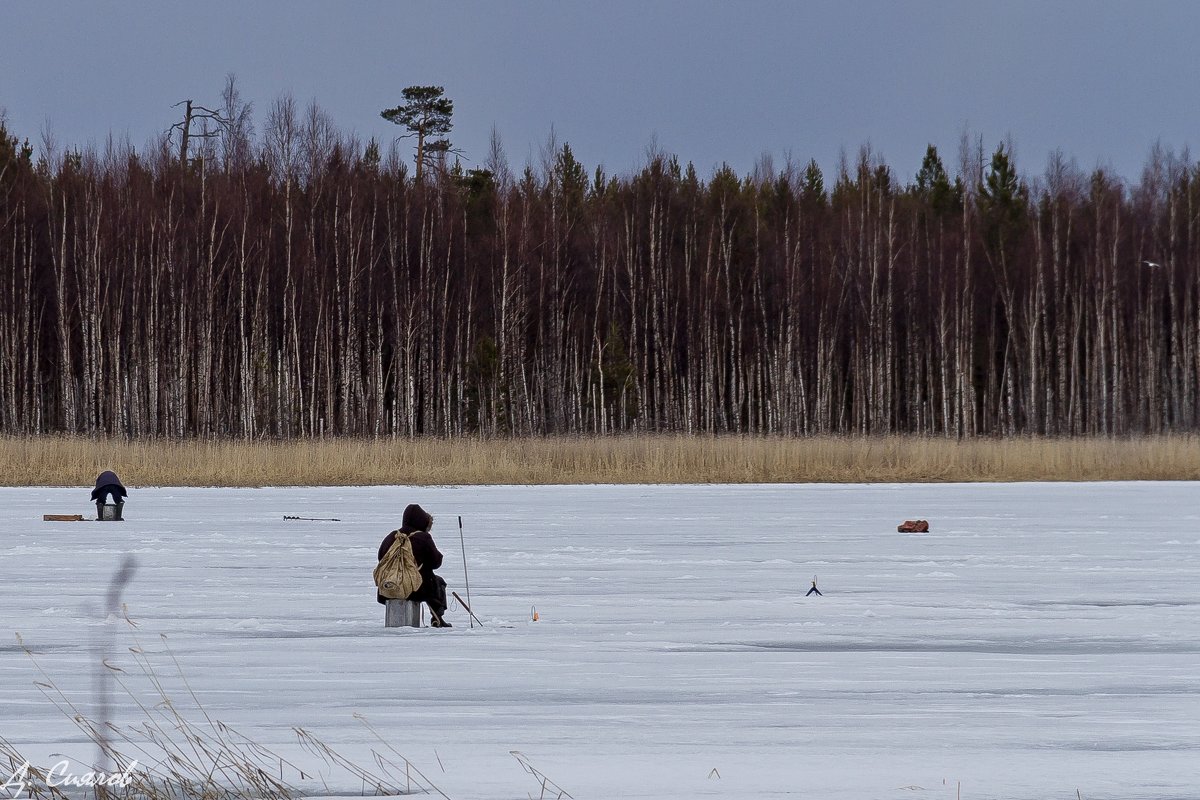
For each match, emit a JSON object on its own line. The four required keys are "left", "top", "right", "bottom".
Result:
{"left": 898, "top": 519, "right": 929, "bottom": 533}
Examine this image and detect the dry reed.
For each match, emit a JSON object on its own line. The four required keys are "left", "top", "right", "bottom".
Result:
{"left": 8, "top": 614, "right": 449, "bottom": 800}
{"left": 4, "top": 434, "right": 1200, "bottom": 486}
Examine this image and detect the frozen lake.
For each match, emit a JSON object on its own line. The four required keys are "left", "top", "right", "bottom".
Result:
{"left": 2, "top": 483, "right": 1199, "bottom": 800}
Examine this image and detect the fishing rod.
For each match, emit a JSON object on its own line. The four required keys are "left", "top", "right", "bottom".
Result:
{"left": 452, "top": 591, "right": 484, "bottom": 627}
{"left": 458, "top": 515, "right": 474, "bottom": 628}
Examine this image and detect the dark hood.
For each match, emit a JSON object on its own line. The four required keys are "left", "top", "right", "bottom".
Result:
{"left": 400, "top": 503, "right": 432, "bottom": 533}
{"left": 95, "top": 470, "right": 123, "bottom": 489}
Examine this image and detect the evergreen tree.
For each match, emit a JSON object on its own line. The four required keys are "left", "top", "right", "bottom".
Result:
{"left": 362, "top": 138, "right": 381, "bottom": 171}
{"left": 602, "top": 321, "right": 637, "bottom": 422}
{"left": 801, "top": 159, "right": 826, "bottom": 205}
{"left": 0, "top": 121, "right": 33, "bottom": 190}
{"left": 914, "top": 144, "right": 961, "bottom": 216}
{"left": 554, "top": 143, "right": 587, "bottom": 215}
{"left": 978, "top": 144, "right": 1027, "bottom": 263}
{"left": 380, "top": 85, "right": 455, "bottom": 182}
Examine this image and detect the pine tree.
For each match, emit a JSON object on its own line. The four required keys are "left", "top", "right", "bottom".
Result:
{"left": 380, "top": 85, "right": 455, "bottom": 183}
{"left": 914, "top": 144, "right": 961, "bottom": 217}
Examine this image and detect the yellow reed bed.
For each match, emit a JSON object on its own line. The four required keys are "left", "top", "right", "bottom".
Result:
{"left": 4, "top": 434, "right": 1200, "bottom": 486}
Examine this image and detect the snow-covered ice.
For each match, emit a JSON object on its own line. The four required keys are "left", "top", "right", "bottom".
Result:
{"left": 2, "top": 483, "right": 1199, "bottom": 800}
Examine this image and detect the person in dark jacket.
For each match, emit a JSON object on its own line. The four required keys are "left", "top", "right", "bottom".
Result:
{"left": 376, "top": 503, "right": 450, "bottom": 626}
{"left": 91, "top": 470, "right": 127, "bottom": 520}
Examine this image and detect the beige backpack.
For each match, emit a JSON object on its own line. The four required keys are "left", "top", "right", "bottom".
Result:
{"left": 374, "top": 531, "right": 423, "bottom": 599}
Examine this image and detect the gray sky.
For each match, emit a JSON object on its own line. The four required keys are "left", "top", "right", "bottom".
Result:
{"left": 2, "top": 1, "right": 1196, "bottom": 184}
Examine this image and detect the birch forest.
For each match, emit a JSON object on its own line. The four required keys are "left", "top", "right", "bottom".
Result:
{"left": 2, "top": 93, "right": 1199, "bottom": 439}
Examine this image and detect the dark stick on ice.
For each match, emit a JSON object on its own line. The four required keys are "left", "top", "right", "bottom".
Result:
{"left": 452, "top": 591, "right": 484, "bottom": 627}
{"left": 282, "top": 515, "right": 341, "bottom": 521}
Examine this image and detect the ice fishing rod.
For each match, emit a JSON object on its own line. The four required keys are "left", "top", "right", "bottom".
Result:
{"left": 458, "top": 515, "right": 474, "bottom": 628}
{"left": 283, "top": 515, "right": 341, "bottom": 522}
{"left": 452, "top": 591, "right": 484, "bottom": 627}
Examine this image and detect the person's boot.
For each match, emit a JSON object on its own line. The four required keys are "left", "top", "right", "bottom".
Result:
{"left": 96, "top": 502, "right": 104, "bottom": 521}
{"left": 429, "top": 608, "right": 452, "bottom": 627}
{"left": 114, "top": 502, "right": 124, "bottom": 521}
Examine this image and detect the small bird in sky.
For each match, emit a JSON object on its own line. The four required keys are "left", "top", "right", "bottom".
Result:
{"left": 1142, "top": 260, "right": 1163, "bottom": 268}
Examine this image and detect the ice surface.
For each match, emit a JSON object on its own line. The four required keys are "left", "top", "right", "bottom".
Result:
{"left": 2, "top": 483, "right": 1198, "bottom": 800}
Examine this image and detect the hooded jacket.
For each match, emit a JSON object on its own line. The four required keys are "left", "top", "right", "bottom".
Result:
{"left": 91, "top": 470, "right": 128, "bottom": 502}
{"left": 377, "top": 503, "right": 443, "bottom": 585}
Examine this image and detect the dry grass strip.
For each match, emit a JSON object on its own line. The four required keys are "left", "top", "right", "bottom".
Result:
{"left": 4, "top": 434, "right": 1200, "bottom": 486}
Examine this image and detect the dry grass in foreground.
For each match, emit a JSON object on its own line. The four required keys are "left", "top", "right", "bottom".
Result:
{"left": 4, "top": 434, "right": 1200, "bottom": 486}
{"left": 5, "top": 612, "right": 451, "bottom": 800}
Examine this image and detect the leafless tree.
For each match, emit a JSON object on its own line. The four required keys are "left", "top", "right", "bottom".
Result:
{"left": 169, "top": 98, "right": 232, "bottom": 169}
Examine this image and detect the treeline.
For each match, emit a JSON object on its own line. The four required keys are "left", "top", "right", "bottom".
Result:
{"left": 1, "top": 97, "right": 1199, "bottom": 438}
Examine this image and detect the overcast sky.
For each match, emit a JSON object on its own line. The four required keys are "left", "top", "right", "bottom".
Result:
{"left": 2, "top": 1, "right": 1196, "bottom": 184}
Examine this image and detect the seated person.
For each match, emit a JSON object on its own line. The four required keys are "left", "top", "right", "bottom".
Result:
{"left": 376, "top": 503, "right": 450, "bottom": 626}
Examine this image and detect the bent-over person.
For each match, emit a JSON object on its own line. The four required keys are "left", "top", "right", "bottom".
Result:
{"left": 92, "top": 470, "right": 127, "bottom": 520}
